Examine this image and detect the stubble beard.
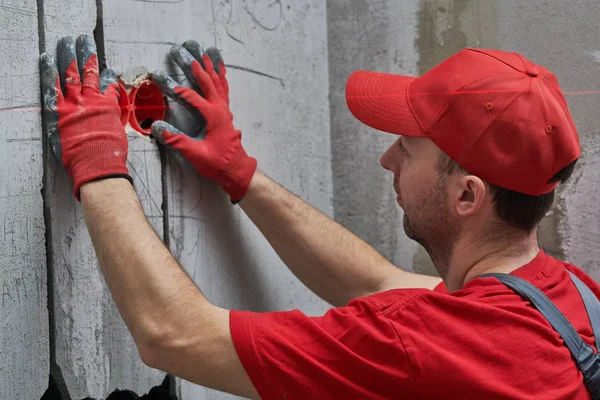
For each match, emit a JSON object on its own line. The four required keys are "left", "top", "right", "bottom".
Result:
{"left": 402, "top": 177, "right": 458, "bottom": 279}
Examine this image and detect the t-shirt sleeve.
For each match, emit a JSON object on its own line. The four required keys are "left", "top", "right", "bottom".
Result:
{"left": 230, "top": 297, "right": 416, "bottom": 400}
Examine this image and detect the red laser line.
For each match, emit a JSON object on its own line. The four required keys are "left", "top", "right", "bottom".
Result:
{"left": 1, "top": 90, "right": 599, "bottom": 114}
{"left": 347, "top": 88, "right": 600, "bottom": 98}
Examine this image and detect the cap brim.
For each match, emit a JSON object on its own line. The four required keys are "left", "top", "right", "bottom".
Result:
{"left": 346, "top": 71, "right": 424, "bottom": 137}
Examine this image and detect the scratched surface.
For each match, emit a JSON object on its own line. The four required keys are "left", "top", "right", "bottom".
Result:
{"left": 101, "top": 0, "right": 170, "bottom": 394}
{"left": 159, "top": 1, "right": 333, "bottom": 398}
{"left": 42, "top": 1, "right": 105, "bottom": 397}
{"left": 42, "top": 0, "right": 163, "bottom": 398}
{"left": 39, "top": 0, "right": 333, "bottom": 398}
{"left": 0, "top": 1, "right": 49, "bottom": 398}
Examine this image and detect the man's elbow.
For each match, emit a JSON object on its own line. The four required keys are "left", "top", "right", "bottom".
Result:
{"left": 137, "top": 330, "right": 179, "bottom": 370}
{"left": 135, "top": 322, "right": 245, "bottom": 396}
{"left": 135, "top": 305, "right": 223, "bottom": 372}
{"left": 136, "top": 297, "right": 216, "bottom": 370}
{"left": 131, "top": 310, "right": 195, "bottom": 371}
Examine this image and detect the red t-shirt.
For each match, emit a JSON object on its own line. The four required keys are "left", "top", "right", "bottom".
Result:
{"left": 230, "top": 250, "right": 600, "bottom": 399}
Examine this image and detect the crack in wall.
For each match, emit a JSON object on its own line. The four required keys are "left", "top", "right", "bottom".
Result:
{"left": 37, "top": 0, "right": 72, "bottom": 398}
{"left": 159, "top": 146, "right": 170, "bottom": 250}
{"left": 37, "top": 0, "right": 177, "bottom": 397}
{"left": 41, "top": 375, "right": 176, "bottom": 400}
{"left": 93, "top": 0, "right": 107, "bottom": 72}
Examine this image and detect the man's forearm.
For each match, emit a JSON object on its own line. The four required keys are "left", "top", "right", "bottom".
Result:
{"left": 80, "top": 178, "right": 207, "bottom": 346}
{"left": 79, "top": 178, "right": 259, "bottom": 398}
{"left": 240, "top": 171, "right": 427, "bottom": 306}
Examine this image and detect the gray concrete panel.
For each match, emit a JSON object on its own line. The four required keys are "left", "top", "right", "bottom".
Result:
{"left": 0, "top": 1, "right": 49, "bottom": 398}
{"left": 495, "top": 0, "right": 600, "bottom": 279}
{"left": 160, "top": 1, "right": 332, "bottom": 398}
{"left": 42, "top": 0, "right": 142, "bottom": 397}
{"left": 3, "top": 0, "right": 597, "bottom": 397}
{"left": 327, "top": 0, "right": 423, "bottom": 273}
{"left": 100, "top": 0, "right": 170, "bottom": 393}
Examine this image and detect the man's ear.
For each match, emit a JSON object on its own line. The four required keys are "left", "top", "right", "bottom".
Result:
{"left": 451, "top": 175, "right": 488, "bottom": 217}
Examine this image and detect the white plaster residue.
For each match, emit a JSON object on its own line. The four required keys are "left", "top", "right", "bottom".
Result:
{"left": 589, "top": 50, "right": 600, "bottom": 63}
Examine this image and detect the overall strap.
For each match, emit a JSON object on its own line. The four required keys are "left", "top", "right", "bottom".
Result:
{"left": 482, "top": 272, "right": 594, "bottom": 366}
{"left": 481, "top": 272, "right": 600, "bottom": 399}
{"left": 569, "top": 271, "right": 600, "bottom": 351}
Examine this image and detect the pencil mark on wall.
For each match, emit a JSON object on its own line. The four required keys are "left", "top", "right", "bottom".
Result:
{"left": 244, "top": 0, "right": 283, "bottom": 31}
{"left": 210, "top": 0, "right": 218, "bottom": 47}
{"left": 1, "top": 269, "right": 44, "bottom": 306}
{"left": 223, "top": 0, "right": 284, "bottom": 43}
{"left": 0, "top": 4, "right": 37, "bottom": 16}
{"left": 223, "top": 0, "right": 241, "bottom": 45}
{"left": 0, "top": 104, "right": 38, "bottom": 112}
{"left": 5, "top": 137, "right": 42, "bottom": 143}
{"left": 127, "top": 160, "right": 164, "bottom": 216}
{"left": 227, "top": 31, "right": 245, "bottom": 45}
{"left": 225, "top": 64, "right": 285, "bottom": 87}
{"left": 105, "top": 39, "right": 176, "bottom": 46}
{"left": 169, "top": 215, "right": 205, "bottom": 222}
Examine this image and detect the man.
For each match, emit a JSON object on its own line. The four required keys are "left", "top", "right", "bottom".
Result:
{"left": 40, "top": 34, "right": 599, "bottom": 399}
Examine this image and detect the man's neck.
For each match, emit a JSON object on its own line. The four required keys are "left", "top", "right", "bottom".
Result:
{"left": 443, "top": 230, "right": 540, "bottom": 292}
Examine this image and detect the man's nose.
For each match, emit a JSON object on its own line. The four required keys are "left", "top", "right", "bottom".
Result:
{"left": 380, "top": 140, "right": 399, "bottom": 171}
{"left": 379, "top": 151, "right": 390, "bottom": 171}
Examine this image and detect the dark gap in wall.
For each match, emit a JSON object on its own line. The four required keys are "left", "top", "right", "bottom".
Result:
{"left": 41, "top": 374, "right": 176, "bottom": 400}
{"left": 36, "top": 0, "right": 176, "bottom": 397}
{"left": 37, "top": 0, "right": 72, "bottom": 399}
{"left": 154, "top": 21, "right": 174, "bottom": 400}
{"left": 89, "top": 375, "right": 177, "bottom": 399}
{"left": 36, "top": 0, "right": 45, "bottom": 53}
{"left": 40, "top": 372, "right": 72, "bottom": 400}
{"left": 159, "top": 146, "right": 170, "bottom": 250}
{"left": 158, "top": 132, "right": 177, "bottom": 399}
{"left": 93, "top": 0, "right": 177, "bottom": 397}
{"left": 168, "top": 376, "right": 177, "bottom": 399}
{"left": 93, "top": 0, "right": 107, "bottom": 71}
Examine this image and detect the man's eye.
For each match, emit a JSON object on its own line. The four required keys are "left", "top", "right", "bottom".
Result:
{"left": 398, "top": 141, "right": 407, "bottom": 155}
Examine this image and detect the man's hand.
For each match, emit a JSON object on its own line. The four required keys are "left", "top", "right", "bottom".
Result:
{"left": 40, "top": 34, "right": 132, "bottom": 200}
{"left": 151, "top": 41, "right": 257, "bottom": 202}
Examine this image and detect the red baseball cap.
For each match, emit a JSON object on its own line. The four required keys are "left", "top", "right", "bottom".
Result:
{"left": 346, "top": 48, "right": 581, "bottom": 196}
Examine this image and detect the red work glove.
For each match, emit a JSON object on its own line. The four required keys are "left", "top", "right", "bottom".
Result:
{"left": 40, "top": 34, "right": 132, "bottom": 200}
{"left": 151, "top": 41, "right": 257, "bottom": 203}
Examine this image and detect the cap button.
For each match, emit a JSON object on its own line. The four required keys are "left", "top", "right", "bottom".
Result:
{"left": 526, "top": 67, "right": 539, "bottom": 77}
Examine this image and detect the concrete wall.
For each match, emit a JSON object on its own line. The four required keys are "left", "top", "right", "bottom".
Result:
{"left": 0, "top": 1, "right": 49, "bottom": 398}
{"left": 328, "top": 0, "right": 600, "bottom": 278}
{"left": 2, "top": 0, "right": 331, "bottom": 398}
{"left": 1, "top": 0, "right": 599, "bottom": 399}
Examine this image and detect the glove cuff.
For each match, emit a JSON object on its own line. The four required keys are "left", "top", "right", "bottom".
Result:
{"left": 221, "top": 149, "right": 258, "bottom": 202}
{"left": 68, "top": 140, "right": 130, "bottom": 201}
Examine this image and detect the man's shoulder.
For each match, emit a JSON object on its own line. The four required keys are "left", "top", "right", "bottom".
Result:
{"left": 351, "top": 253, "right": 600, "bottom": 322}
{"left": 353, "top": 274, "right": 532, "bottom": 323}
{"left": 353, "top": 288, "right": 433, "bottom": 314}
{"left": 350, "top": 286, "right": 472, "bottom": 323}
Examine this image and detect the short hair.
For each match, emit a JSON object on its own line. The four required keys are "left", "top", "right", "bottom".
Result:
{"left": 437, "top": 154, "right": 578, "bottom": 232}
